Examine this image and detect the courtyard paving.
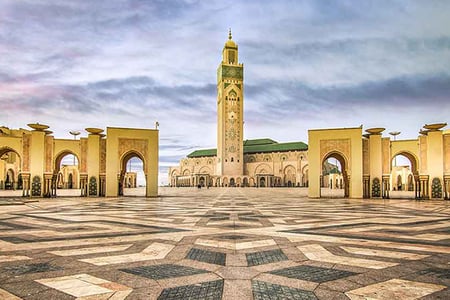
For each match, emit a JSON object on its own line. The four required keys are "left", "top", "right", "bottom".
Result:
{"left": 0, "top": 187, "right": 449, "bottom": 299}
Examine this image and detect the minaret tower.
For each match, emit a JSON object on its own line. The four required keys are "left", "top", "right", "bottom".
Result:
{"left": 216, "top": 29, "right": 244, "bottom": 177}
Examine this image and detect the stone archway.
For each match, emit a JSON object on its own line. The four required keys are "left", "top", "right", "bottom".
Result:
{"left": 170, "top": 169, "right": 179, "bottom": 187}
{"left": 52, "top": 150, "right": 81, "bottom": 197}
{"left": 321, "top": 152, "right": 349, "bottom": 198}
{"left": 259, "top": 177, "right": 266, "bottom": 187}
{"left": 391, "top": 151, "right": 420, "bottom": 199}
{"left": 5, "top": 169, "right": 14, "bottom": 190}
{"left": 302, "top": 165, "right": 309, "bottom": 187}
{"left": 283, "top": 165, "right": 296, "bottom": 187}
{"left": 308, "top": 127, "right": 363, "bottom": 198}
{"left": 0, "top": 147, "right": 22, "bottom": 192}
{"left": 119, "top": 151, "right": 146, "bottom": 196}
{"left": 199, "top": 176, "right": 205, "bottom": 187}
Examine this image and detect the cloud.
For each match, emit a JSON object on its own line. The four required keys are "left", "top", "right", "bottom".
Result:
{"left": 1, "top": 0, "right": 450, "bottom": 185}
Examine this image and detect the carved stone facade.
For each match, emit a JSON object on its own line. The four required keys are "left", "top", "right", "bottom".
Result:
{"left": 118, "top": 138, "right": 148, "bottom": 172}
{"left": 419, "top": 135, "right": 427, "bottom": 173}
{"left": 100, "top": 139, "right": 106, "bottom": 174}
{"left": 80, "top": 139, "right": 88, "bottom": 173}
{"left": 382, "top": 138, "right": 390, "bottom": 175}
{"left": 0, "top": 125, "right": 158, "bottom": 197}
{"left": 45, "top": 136, "right": 53, "bottom": 172}
{"left": 320, "top": 139, "right": 351, "bottom": 164}
{"left": 308, "top": 125, "right": 449, "bottom": 199}
{"left": 22, "top": 134, "right": 31, "bottom": 172}
{"left": 445, "top": 135, "right": 450, "bottom": 173}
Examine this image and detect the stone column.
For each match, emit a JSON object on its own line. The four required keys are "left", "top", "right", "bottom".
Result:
{"left": 22, "top": 173, "right": 30, "bottom": 197}
{"left": 382, "top": 175, "right": 390, "bottom": 199}
{"left": 444, "top": 175, "right": 450, "bottom": 200}
{"left": 363, "top": 175, "right": 370, "bottom": 198}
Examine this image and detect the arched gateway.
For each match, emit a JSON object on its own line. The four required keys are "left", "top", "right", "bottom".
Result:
{"left": 308, "top": 124, "right": 449, "bottom": 199}
{"left": 0, "top": 124, "right": 159, "bottom": 197}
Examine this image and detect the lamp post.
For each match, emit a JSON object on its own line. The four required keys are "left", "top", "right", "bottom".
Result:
{"left": 69, "top": 131, "right": 80, "bottom": 165}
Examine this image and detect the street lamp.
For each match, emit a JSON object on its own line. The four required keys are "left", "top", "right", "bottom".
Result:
{"left": 389, "top": 131, "right": 401, "bottom": 167}
{"left": 69, "top": 131, "right": 80, "bottom": 165}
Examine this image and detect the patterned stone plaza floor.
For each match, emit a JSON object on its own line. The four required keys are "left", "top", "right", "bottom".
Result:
{"left": 0, "top": 187, "right": 449, "bottom": 299}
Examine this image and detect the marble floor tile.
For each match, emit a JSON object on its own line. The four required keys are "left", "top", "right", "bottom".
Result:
{"left": 297, "top": 244, "right": 398, "bottom": 269}
{"left": 0, "top": 188, "right": 448, "bottom": 299}
{"left": 79, "top": 242, "right": 174, "bottom": 266}
{"left": 340, "top": 246, "right": 429, "bottom": 260}
{"left": 0, "top": 287, "right": 22, "bottom": 300}
{"left": 48, "top": 244, "right": 133, "bottom": 256}
{"left": 36, "top": 273, "right": 132, "bottom": 299}
{"left": 345, "top": 278, "right": 446, "bottom": 299}
{"left": 0, "top": 255, "right": 31, "bottom": 263}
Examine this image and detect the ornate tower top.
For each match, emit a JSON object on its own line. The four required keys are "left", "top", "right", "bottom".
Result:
{"left": 223, "top": 29, "right": 238, "bottom": 64}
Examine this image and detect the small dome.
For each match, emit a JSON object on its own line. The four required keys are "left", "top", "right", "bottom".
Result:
{"left": 225, "top": 39, "right": 236, "bottom": 47}
{"left": 225, "top": 28, "right": 236, "bottom": 47}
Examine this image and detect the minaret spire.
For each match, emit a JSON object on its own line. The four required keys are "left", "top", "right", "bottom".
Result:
{"left": 228, "top": 28, "right": 232, "bottom": 40}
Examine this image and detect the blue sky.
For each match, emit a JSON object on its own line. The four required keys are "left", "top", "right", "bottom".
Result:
{"left": 1, "top": 0, "right": 449, "bottom": 185}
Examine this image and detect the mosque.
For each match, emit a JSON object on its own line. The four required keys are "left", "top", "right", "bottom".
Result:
{"left": 169, "top": 31, "right": 310, "bottom": 189}
{"left": 1, "top": 32, "right": 449, "bottom": 199}
{"left": 168, "top": 31, "right": 450, "bottom": 200}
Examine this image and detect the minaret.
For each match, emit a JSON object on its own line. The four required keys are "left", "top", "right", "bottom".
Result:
{"left": 216, "top": 29, "right": 244, "bottom": 177}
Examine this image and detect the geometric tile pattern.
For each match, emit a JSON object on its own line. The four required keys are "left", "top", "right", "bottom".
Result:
{"left": 297, "top": 244, "right": 398, "bottom": 269}
{"left": 252, "top": 280, "right": 317, "bottom": 300}
{"left": 79, "top": 242, "right": 174, "bottom": 265}
{"left": 36, "top": 273, "right": 132, "bottom": 299}
{"left": 417, "top": 268, "right": 450, "bottom": 279}
{"left": 269, "top": 265, "right": 357, "bottom": 283}
{"left": 246, "top": 249, "right": 288, "bottom": 266}
{"left": 0, "top": 188, "right": 449, "bottom": 299}
{"left": 195, "top": 237, "right": 277, "bottom": 250}
{"left": 186, "top": 248, "right": 226, "bottom": 266}
{"left": 340, "top": 246, "right": 429, "bottom": 260}
{"left": 48, "top": 244, "right": 133, "bottom": 256}
{"left": 158, "top": 279, "right": 224, "bottom": 300}
{"left": 345, "top": 278, "right": 446, "bottom": 299}
{"left": 0, "top": 287, "right": 21, "bottom": 300}
{"left": 3, "top": 262, "right": 63, "bottom": 276}
{"left": 120, "top": 264, "right": 209, "bottom": 280}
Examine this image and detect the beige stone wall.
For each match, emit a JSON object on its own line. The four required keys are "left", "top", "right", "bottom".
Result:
{"left": 381, "top": 137, "right": 391, "bottom": 175}
{"left": 419, "top": 135, "right": 428, "bottom": 174}
{"left": 1, "top": 125, "right": 158, "bottom": 197}
{"left": 368, "top": 134, "right": 382, "bottom": 194}
{"left": 58, "top": 165, "right": 80, "bottom": 189}
{"left": 170, "top": 150, "right": 308, "bottom": 187}
{"left": 105, "top": 127, "right": 158, "bottom": 197}
{"left": 363, "top": 138, "right": 370, "bottom": 175}
{"left": 308, "top": 127, "right": 363, "bottom": 198}
{"left": 444, "top": 134, "right": 450, "bottom": 174}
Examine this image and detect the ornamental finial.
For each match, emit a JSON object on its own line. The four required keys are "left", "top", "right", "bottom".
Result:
{"left": 228, "top": 28, "right": 232, "bottom": 40}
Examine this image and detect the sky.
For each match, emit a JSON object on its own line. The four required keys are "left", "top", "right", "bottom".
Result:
{"left": 1, "top": 0, "right": 449, "bottom": 185}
